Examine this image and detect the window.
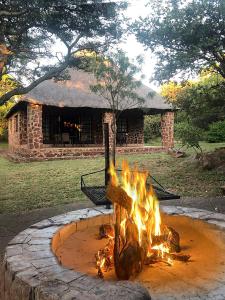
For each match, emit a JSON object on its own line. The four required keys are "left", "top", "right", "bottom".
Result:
{"left": 117, "top": 118, "right": 127, "bottom": 133}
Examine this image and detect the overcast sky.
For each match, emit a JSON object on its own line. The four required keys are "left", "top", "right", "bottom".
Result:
{"left": 121, "top": 0, "right": 158, "bottom": 91}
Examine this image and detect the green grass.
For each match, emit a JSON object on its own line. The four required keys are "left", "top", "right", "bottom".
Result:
{"left": 0, "top": 142, "right": 225, "bottom": 214}
{"left": 145, "top": 138, "right": 225, "bottom": 152}
{"left": 0, "top": 142, "right": 8, "bottom": 150}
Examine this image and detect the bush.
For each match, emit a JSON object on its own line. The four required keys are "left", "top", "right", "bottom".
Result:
{"left": 175, "top": 122, "right": 203, "bottom": 152}
{"left": 144, "top": 115, "right": 161, "bottom": 143}
{"left": 206, "top": 120, "right": 225, "bottom": 143}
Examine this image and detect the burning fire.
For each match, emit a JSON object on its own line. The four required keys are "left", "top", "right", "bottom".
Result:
{"left": 111, "top": 161, "right": 170, "bottom": 259}
{"left": 96, "top": 161, "right": 190, "bottom": 279}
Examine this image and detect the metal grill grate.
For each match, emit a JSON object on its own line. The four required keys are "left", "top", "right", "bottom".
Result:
{"left": 81, "top": 169, "right": 180, "bottom": 206}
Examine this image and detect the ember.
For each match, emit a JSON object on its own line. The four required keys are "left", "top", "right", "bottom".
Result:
{"left": 95, "top": 161, "right": 190, "bottom": 279}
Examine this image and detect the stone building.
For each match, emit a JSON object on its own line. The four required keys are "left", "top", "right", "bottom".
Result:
{"left": 6, "top": 69, "right": 175, "bottom": 160}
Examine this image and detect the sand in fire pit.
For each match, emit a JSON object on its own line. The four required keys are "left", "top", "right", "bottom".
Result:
{"left": 54, "top": 214, "right": 225, "bottom": 298}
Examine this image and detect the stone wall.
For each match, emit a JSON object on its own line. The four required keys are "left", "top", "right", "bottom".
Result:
{"left": 7, "top": 106, "right": 172, "bottom": 161}
{"left": 102, "top": 111, "right": 114, "bottom": 148}
{"left": 102, "top": 111, "right": 144, "bottom": 147}
{"left": 126, "top": 112, "right": 144, "bottom": 145}
{"left": 0, "top": 207, "right": 151, "bottom": 300}
{"left": 27, "top": 104, "right": 43, "bottom": 149}
{"left": 161, "top": 111, "right": 174, "bottom": 149}
{"left": 8, "top": 110, "right": 27, "bottom": 147}
{"left": 8, "top": 145, "right": 165, "bottom": 161}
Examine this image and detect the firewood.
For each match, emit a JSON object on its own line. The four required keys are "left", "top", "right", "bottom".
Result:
{"left": 106, "top": 184, "right": 133, "bottom": 214}
{"left": 116, "top": 240, "right": 144, "bottom": 280}
{"left": 167, "top": 226, "right": 181, "bottom": 253}
{"left": 166, "top": 253, "right": 191, "bottom": 262}
{"left": 99, "top": 224, "right": 114, "bottom": 239}
{"left": 144, "top": 251, "right": 190, "bottom": 265}
{"left": 106, "top": 184, "right": 149, "bottom": 218}
{"left": 114, "top": 214, "right": 146, "bottom": 280}
{"left": 154, "top": 226, "right": 180, "bottom": 253}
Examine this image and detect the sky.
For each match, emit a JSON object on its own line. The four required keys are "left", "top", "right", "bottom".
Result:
{"left": 121, "top": 0, "right": 159, "bottom": 91}
{"left": 18, "top": 1, "right": 159, "bottom": 91}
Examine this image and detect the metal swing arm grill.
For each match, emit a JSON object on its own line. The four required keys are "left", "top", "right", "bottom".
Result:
{"left": 81, "top": 169, "right": 180, "bottom": 206}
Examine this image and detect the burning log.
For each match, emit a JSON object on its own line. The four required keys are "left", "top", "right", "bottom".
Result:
{"left": 108, "top": 188, "right": 144, "bottom": 280}
{"left": 145, "top": 251, "right": 190, "bottom": 265}
{"left": 106, "top": 184, "right": 133, "bottom": 214}
{"left": 99, "top": 224, "right": 114, "bottom": 239}
{"left": 95, "top": 161, "right": 190, "bottom": 279}
{"left": 115, "top": 218, "right": 146, "bottom": 280}
{"left": 152, "top": 226, "right": 181, "bottom": 253}
{"left": 95, "top": 237, "right": 114, "bottom": 278}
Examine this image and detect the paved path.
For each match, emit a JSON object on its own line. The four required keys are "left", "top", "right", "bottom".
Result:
{"left": 0, "top": 196, "right": 225, "bottom": 263}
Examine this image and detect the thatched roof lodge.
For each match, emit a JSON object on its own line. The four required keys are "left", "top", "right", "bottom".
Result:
{"left": 6, "top": 69, "right": 175, "bottom": 161}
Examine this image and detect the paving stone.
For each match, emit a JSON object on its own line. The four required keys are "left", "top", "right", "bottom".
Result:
{"left": 31, "top": 257, "right": 58, "bottom": 269}
{"left": 30, "top": 219, "right": 56, "bottom": 229}
{"left": 28, "top": 238, "right": 51, "bottom": 245}
{"left": 49, "top": 269, "right": 83, "bottom": 283}
{"left": 207, "top": 220, "right": 225, "bottom": 229}
{"left": 8, "top": 233, "right": 28, "bottom": 245}
{"left": 5, "top": 244, "right": 23, "bottom": 257}
{"left": 60, "top": 289, "right": 99, "bottom": 300}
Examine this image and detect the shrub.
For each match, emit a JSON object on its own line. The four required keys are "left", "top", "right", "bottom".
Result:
{"left": 175, "top": 122, "right": 203, "bottom": 153}
{"left": 206, "top": 120, "right": 225, "bottom": 143}
{"left": 144, "top": 115, "right": 161, "bottom": 143}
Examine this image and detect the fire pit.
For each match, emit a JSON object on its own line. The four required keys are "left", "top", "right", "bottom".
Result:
{"left": 2, "top": 205, "right": 225, "bottom": 300}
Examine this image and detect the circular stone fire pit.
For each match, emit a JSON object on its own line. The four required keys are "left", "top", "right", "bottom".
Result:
{"left": 2, "top": 206, "right": 225, "bottom": 300}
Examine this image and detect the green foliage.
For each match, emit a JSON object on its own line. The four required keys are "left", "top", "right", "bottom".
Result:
{"left": 206, "top": 120, "right": 225, "bottom": 143}
{"left": 0, "top": 1, "right": 127, "bottom": 104}
{"left": 133, "top": 0, "right": 225, "bottom": 82}
{"left": 89, "top": 50, "right": 145, "bottom": 112}
{"left": 88, "top": 50, "right": 146, "bottom": 164}
{"left": 160, "top": 81, "right": 184, "bottom": 104}
{"left": 0, "top": 75, "right": 18, "bottom": 140}
{"left": 0, "top": 102, "right": 14, "bottom": 141}
{"left": 176, "top": 71, "right": 225, "bottom": 129}
{"left": 175, "top": 122, "right": 203, "bottom": 153}
{"left": 144, "top": 115, "right": 161, "bottom": 143}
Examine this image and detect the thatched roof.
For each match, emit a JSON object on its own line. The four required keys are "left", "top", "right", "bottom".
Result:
{"left": 7, "top": 69, "right": 173, "bottom": 117}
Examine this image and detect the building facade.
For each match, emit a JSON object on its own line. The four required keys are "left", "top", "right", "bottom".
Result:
{"left": 7, "top": 69, "right": 174, "bottom": 161}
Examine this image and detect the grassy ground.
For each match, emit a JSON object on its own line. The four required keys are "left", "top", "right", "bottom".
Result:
{"left": 0, "top": 142, "right": 8, "bottom": 151}
{"left": 0, "top": 141, "right": 225, "bottom": 214}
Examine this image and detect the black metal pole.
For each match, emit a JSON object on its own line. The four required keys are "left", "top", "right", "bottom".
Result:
{"left": 104, "top": 123, "right": 111, "bottom": 209}
{"left": 104, "top": 123, "right": 110, "bottom": 186}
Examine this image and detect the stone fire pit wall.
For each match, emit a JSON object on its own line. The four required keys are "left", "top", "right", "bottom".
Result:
{"left": 2, "top": 206, "right": 225, "bottom": 300}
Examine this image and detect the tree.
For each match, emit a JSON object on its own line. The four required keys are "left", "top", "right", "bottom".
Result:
{"left": 175, "top": 71, "right": 225, "bottom": 129}
{"left": 88, "top": 50, "right": 146, "bottom": 164}
{"left": 133, "top": 0, "right": 225, "bottom": 83}
{"left": 0, "top": 1, "right": 127, "bottom": 104}
{"left": 0, "top": 74, "right": 18, "bottom": 139}
{"left": 160, "top": 81, "right": 184, "bottom": 104}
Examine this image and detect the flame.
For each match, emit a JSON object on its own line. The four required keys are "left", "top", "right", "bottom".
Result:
{"left": 109, "top": 161, "right": 171, "bottom": 260}
{"left": 96, "top": 160, "right": 176, "bottom": 276}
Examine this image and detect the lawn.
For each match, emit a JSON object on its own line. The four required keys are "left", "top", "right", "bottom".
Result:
{"left": 0, "top": 142, "right": 225, "bottom": 214}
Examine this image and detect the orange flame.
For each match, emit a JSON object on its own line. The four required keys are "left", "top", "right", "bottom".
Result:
{"left": 109, "top": 161, "right": 171, "bottom": 260}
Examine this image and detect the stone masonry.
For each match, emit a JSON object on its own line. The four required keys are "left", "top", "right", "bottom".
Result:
{"left": 0, "top": 207, "right": 151, "bottom": 300}
{"left": 27, "top": 103, "right": 43, "bottom": 149}
{"left": 8, "top": 110, "right": 27, "bottom": 147}
{"left": 2, "top": 206, "right": 225, "bottom": 299}
{"left": 126, "top": 113, "right": 144, "bottom": 145}
{"left": 7, "top": 104, "right": 174, "bottom": 161}
{"left": 161, "top": 111, "right": 174, "bottom": 149}
{"left": 102, "top": 111, "right": 114, "bottom": 149}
